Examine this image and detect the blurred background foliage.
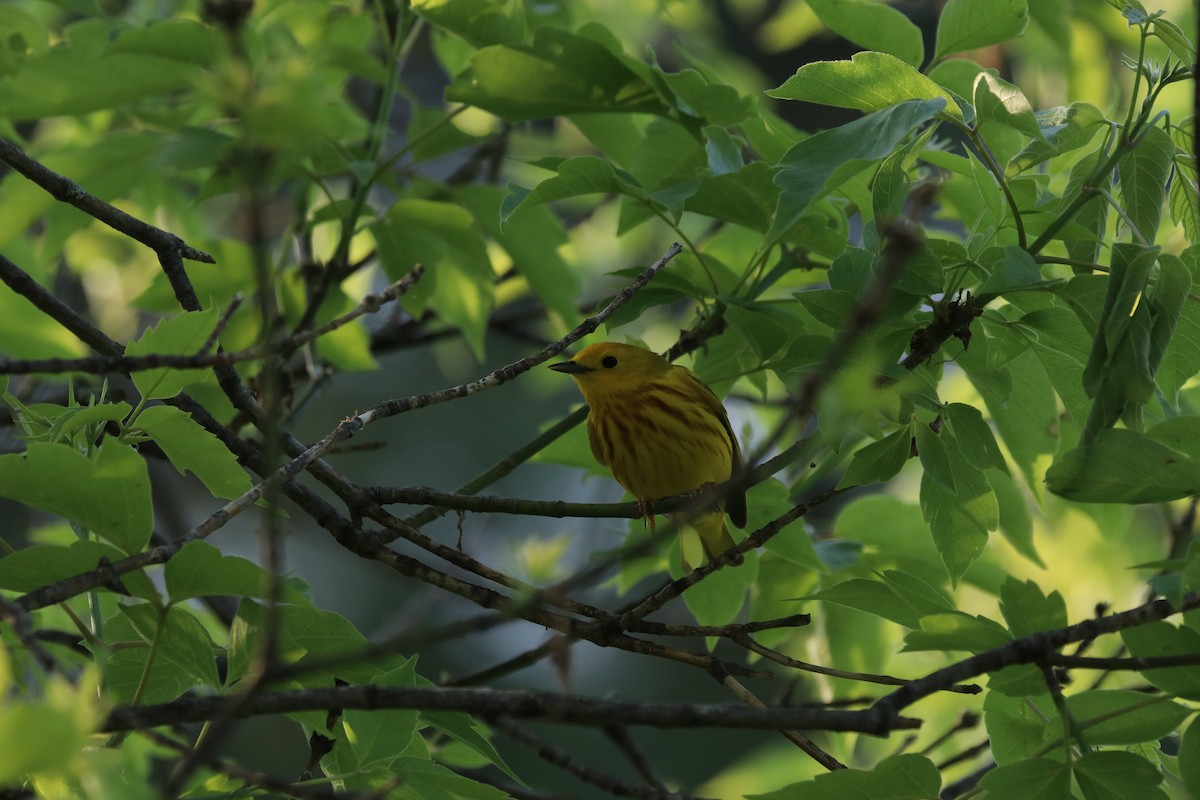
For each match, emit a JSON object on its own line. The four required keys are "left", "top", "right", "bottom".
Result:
{"left": 0, "top": 0, "right": 1198, "bottom": 797}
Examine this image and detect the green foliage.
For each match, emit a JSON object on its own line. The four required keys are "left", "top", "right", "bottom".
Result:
{"left": 0, "top": 0, "right": 1196, "bottom": 798}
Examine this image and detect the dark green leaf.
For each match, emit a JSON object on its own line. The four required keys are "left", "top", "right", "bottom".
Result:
{"left": 703, "top": 125, "right": 742, "bottom": 176}
{"left": 1046, "top": 426, "right": 1200, "bottom": 503}
{"left": 166, "top": 541, "right": 306, "bottom": 605}
{"left": 122, "top": 603, "right": 219, "bottom": 689}
{"left": 808, "top": 578, "right": 921, "bottom": 628}
{"left": 904, "top": 612, "right": 1010, "bottom": 652}
{"left": 753, "top": 754, "right": 940, "bottom": 800}
{"left": 920, "top": 463, "right": 995, "bottom": 585}
{"left": 1066, "top": 690, "right": 1191, "bottom": 745}
{"left": 836, "top": 425, "right": 913, "bottom": 490}
{"left": 445, "top": 27, "right": 667, "bottom": 120}
{"left": 1011, "top": 103, "right": 1106, "bottom": 171}
{"left": 1121, "top": 621, "right": 1200, "bottom": 699}
{"left": 768, "top": 99, "right": 946, "bottom": 249}
{"left": 1076, "top": 751, "right": 1167, "bottom": 800}
{"left": 989, "top": 469, "right": 1041, "bottom": 567}
{"left": 342, "top": 661, "right": 421, "bottom": 769}
{"left": 1180, "top": 719, "right": 1200, "bottom": 799}
{"left": 915, "top": 422, "right": 956, "bottom": 494}
{"left": 977, "top": 758, "right": 1070, "bottom": 800}
{"left": 944, "top": 403, "right": 1008, "bottom": 473}
{"left": 806, "top": 0, "right": 925, "bottom": 67}
{"left": 934, "top": 0, "right": 1029, "bottom": 61}
{"left": 750, "top": 479, "right": 827, "bottom": 573}
{"left": 1117, "top": 125, "right": 1174, "bottom": 243}
{"left": 411, "top": 0, "right": 528, "bottom": 47}
{"left": 998, "top": 577, "right": 1067, "bottom": 637}
{"left": 685, "top": 162, "right": 779, "bottom": 233}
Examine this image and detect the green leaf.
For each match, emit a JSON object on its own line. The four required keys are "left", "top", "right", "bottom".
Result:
{"left": 1066, "top": 690, "right": 1191, "bottom": 745}
{"left": 372, "top": 199, "right": 493, "bottom": 360}
{"left": 943, "top": 403, "right": 1008, "bottom": 473}
{"left": 703, "top": 125, "right": 742, "bottom": 175}
{"left": 904, "top": 613, "right": 1010, "bottom": 652}
{"left": 960, "top": 344, "right": 1059, "bottom": 492}
{"left": 915, "top": 422, "right": 957, "bottom": 494}
{"left": 1121, "top": 621, "right": 1200, "bottom": 699}
{"left": 753, "top": 754, "right": 940, "bottom": 800}
{"left": 122, "top": 603, "right": 219, "bottom": 690}
{"left": 984, "top": 691, "right": 1052, "bottom": 764}
{"left": 0, "top": 440, "right": 151, "bottom": 553}
{"left": 768, "top": 99, "right": 946, "bottom": 249}
{"left": 1063, "top": 150, "right": 1110, "bottom": 264}
{"left": 1081, "top": 244, "right": 1161, "bottom": 431}
{"left": 125, "top": 309, "right": 218, "bottom": 401}
{"left": 1168, "top": 132, "right": 1200, "bottom": 243}
{"left": 919, "top": 436, "right": 997, "bottom": 585}
{"left": 1046, "top": 425, "right": 1200, "bottom": 503}
{"left": 679, "top": 553, "right": 753, "bottom": 628}
{"left": 749, "top": 479, "right": 827, "bottom": 573}
{"left": 1011, "top": 103, "right": 1106, "bottom": 172}
{"left": 165, "top": 541, "right": 305, "bottom": 605}
{"left": 342, "top": 661, "right": 421, "bottom": 769}
{"left": 973, "top": 72, "right": 1043, "bottom": 139}
{"left": 0, "top": 541, "right": 156, "bottom": 601}
{"left": 1180, "top": 718, "right": 1200, "bottom": 799}
{"left": 978, "top": 246, "right": 1053, "bottom": 297}
{"left": 1151, "top": 17, "right": 1196, "bottom": 68}
{"left": 809, "top": 578, "right": 922, "bottom": 629}
{"left": 1117, "top": 125, "right": 1174, "bottom": 243}
{"left": 836, "top": 425, "right": 913, "bottom": 490}
{"left": 0, "top": 48, "right": 201, "bottom": 121}
{"left": 444, "top": 27, "right": 667, "bottom": 120}
{"left": 229, "top": 600, "right": 395, "bottom": 687}
{"left": 998, "top": 577, "right": 1066, "bottom": 637}
{"left": 977, "top": 758, "right": 1070, "bottom": 800}
{"left": 386, "top": 757, "right": 513, "bottom": 799}
{"left": 456, "top": 185, "right": 579, "bottom": 325}
{"left": 686, "top": 161, "right": 779, "bottom": 233}
{"left": 989, "top": 468, "right": 1041, "bottom": 567}
{"left": 1076, "top": 751, "right": 1167, "bottom": 800}
{"left": 502, "top": 156, "right": 642, "bottom": 222}
{"left": 806, "top": 0, "right": 925, "bottom": 67}
{"left": 934, "top": 0, "right": 1030, "bottom": 61}
{"left": 768, "top": 52, "right": 960, "bottom": 119}
{"left": 411, "top": 0, "right": 527, "bottom": 47}
{"left": 131, "top": 405, "right": 251, "bottom": 501}
{"left": 0, "top": 652, "right": 98, "bottom": 784}
{"left": 109, "top": 18, "right": 221, "bottom": 67}
{"left": 659, "top": 69, "right": 755, "bottom": 127}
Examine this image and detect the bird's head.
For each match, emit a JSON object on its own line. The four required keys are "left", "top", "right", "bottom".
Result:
{"left": 549, "top": 342, "right": 671, "bottom": 398}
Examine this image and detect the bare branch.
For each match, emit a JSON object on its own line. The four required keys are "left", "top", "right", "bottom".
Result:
{"left": 102, "top": 684, "right": 915, "bottom": 734}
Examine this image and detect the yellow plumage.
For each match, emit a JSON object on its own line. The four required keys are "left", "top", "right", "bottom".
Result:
{"left": 550, "top": 342, "right": 747, "bottom": 564}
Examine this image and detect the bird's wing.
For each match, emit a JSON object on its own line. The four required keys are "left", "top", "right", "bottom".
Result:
{"left": 586, "top": 412, "right": 608, "bottom": 467}
{"left": 683, "top": 370, "right": 748, "bottom": 529}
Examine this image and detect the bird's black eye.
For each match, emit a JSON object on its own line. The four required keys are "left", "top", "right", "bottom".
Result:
{"left": 602, "top": 355, "right": 618, "bottom": 369}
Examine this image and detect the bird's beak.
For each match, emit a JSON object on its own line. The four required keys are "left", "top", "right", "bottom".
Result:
{"left": 549, "top": 360, "right": 592, "bottom": 374}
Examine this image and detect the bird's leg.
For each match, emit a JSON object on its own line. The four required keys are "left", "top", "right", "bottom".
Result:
{"left": 636, "top": 497, "right": 656, "bottom": 532}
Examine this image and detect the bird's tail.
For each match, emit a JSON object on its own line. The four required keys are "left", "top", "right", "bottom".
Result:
{"left": 686, "top": 510, "right": 743, "bottom": 566}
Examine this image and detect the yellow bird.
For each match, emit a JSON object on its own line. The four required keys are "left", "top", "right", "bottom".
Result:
{"left": 550, "top": 342, "right": 747, "bottom": 564}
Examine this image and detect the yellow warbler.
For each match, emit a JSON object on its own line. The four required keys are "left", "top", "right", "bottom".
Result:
{"left": 550, "top": 342, "right": 747, "bottom": 564}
